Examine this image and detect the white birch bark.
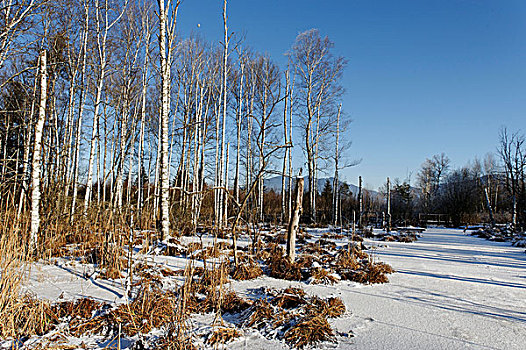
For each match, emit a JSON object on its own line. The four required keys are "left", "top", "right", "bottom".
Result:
{"left": 30, "top": 50, "right": 47, "bottom": 251}
{"left": 286, "top": 176, "right": 304, "bottom": 262}
{"left": 333, "top": 104, "right": 341, "bottom": 226}
{"left": 220, "top": 0, "right": 229, "bottom": 228}
{"left": 287, "top": 71, "right": 295, "bottom": 223}
{"left": 158, "top": 0, "right": 178, "bottom": 240}
{"left": 386, "top": 177, "right": 391, "bottom": 232}
{"left": 281, "top": 71, "right": 289, "bottom": 224}
{"left": 223, "top": 142, "right": 230, "bottom": 226}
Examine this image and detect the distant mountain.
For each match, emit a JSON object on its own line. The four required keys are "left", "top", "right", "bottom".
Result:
{"left": 263, "top": 176, "right": 378, "bottom": 198}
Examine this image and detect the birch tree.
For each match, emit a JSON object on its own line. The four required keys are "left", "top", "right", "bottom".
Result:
{"left": 29, "top": 50, "right": 46, "bottom": 251}
{"left": 158, "top": 0, "right": 179, "bottom": 240}
{"left": 289, "top": 29, "right": 345, "bottom": 223}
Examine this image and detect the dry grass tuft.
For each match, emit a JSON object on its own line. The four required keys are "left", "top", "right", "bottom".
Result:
{"left": 341, "top": 261, "right": 394, "bottom": 284}
{"left": 322, "top": 232, "right": 345, "bottom": 240}
{"left": 272, "top": 288, "right": 307, "bottom": 309}
{"left": 221, "top": 291, "right": 253, "bottom": 314}
{"left": 308, "top": 297, "right": 346, "bottom": 318}
{"left": 206, "top": 327, "right": 242, "bottom": 346}
{"left": 231, "top": 259, "right": 263, "bottom": 280}
{"left": 53, "top": 298, "right": 105, "bottom": 327}
{"left": 295, "top": 254, "right": 314, "bottom": 269}
{"left": 335, "top": 249, "right": 360, "bottom": 270}
{"left": 1, "top": 294, "right": 57, "bottom": 339}
{"left": 194, "top": 264, "right": 229, "bottom": 295}
{"left": 301, "top": 242, "right": 325, "bottom": 255}
{"left": 311, "top": 267, "right": 339, "bottom": 285}
{"left": 0, "top": 220, "right": 58, "bottom": 339}
{"left": 186, "top": 242, "right": 202, "bottom": 256}
{"left": 284, "top": 314, "right": 335, "bottom": 349}
{"left": 245, "top": 299, "right": 275, "bottom": 329}
{"left": 71, "top": 281, "right": 177, "bottom": 337}
{"left": 267, "top": 246, "right": 302, "bottom": 281}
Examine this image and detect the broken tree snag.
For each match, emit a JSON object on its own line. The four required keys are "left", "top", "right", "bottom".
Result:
{"left": 287, "top": 176, "right": 304, "bottom": 262}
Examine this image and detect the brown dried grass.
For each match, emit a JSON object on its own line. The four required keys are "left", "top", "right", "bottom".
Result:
{"left": 52, "top": 298, "right": 104, "bottom": 327}
{"left": 311, "top": 267, "right": 339, "bottom": 285}
{"left": 267, "top": 247, "right": 302, "bottom": 281}
{"left": 308, "top": 297, "right": 346, "bottom": 318}
{"left": 231, "top": 259, "right": 263, "bottom": 280}
{"left": 335, "top": 249, "right": 360, "bottom": 270}
{"left": 272, "top": 288, "right": 307, "bottom": 309}
{"left": 283, "top": 314, "right": 335, "bottom": 349}
{"left": 245, "top": 299, "right": 275, "bottom": 329}
{"left": 71, "top": 281, "right": 177, "bottom": 337}
{"left": 0, "top": 294, "right": 57, "bottom": 339}
{"left": 206, "top": 327, "right": 242, "bottom": 346}
{"left": 0, "top": 217, "right": 58, "bottom": 339}
{"left": 341, "top": 261, "right": 394, "bottom": 284}
{"left": 221, "top": 291, "right": 253, "bottom": 314}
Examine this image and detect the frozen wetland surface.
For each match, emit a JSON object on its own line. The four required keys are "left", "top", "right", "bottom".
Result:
{"left": 16, "top": 228, "right": 526, "bottom": 349}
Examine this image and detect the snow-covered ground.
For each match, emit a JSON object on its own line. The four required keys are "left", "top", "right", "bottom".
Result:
{"left": 340, "top": 228, "right": 526, "bottom": 349}
{"left": 217, "top": 228, "right": 526, "bottom": 349}
{"left": 15, "top": 228, "right": 526, "bottom": 349}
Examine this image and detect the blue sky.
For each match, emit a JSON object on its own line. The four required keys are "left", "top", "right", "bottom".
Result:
{"left": 176, "top": 0, "right": 526, "bottom": 190}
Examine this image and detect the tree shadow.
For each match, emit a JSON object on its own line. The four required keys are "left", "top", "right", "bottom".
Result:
{"left": 378, "top": 249, "right": 526, "bottom": 270}
{"left": 397, "top": 269, "right": 526, "bottom": 290}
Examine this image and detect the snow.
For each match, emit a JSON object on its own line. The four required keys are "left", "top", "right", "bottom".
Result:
{"left": 8, "top": 228, "right": 526, "bottom": 349}
{"left": 342, "top": 228, "right": 526, "bottom": 349}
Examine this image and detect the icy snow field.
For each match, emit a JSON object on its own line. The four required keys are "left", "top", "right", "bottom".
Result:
{"left": 15, "top": 228, "right": 526, "bottom": 349}
{"left": 339, "top": 228, "right": 526, "bottom": 350}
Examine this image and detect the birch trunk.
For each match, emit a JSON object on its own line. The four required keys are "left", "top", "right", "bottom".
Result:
{"left": 287, "top": 72, "right": 294, "bottom": 223}
{"left": 358, "top": 176, "right": 363, "bottom": 228}
{"left": 30, "top": 50, "right": 47, "bottom": 251}
{"left": 219, "top": 0, "right": 229, "bottom": 228}
{"left": 281, "top": 71, "right": 289, "bottom": 224}
{"left": 286, "top": 176, "right": 304, "bottom": 262}
{"left": 386, "top": 177, "right": 391, "bottom": 233}
{"left": 333, "top": 104, "right": 341, "bottom": 226}
{"left": 158, "top": 0, "right": 175, "bottom": 240}
{"left": 223, "top": 142, "right": 229, "bottom": 226}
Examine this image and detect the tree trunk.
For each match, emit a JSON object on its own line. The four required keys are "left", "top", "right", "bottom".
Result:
{"left": 30, "top": 50, "right": 47, "bottom": 252}
{"left": 484, "top": 187, "right": 495, "bottom": 227}
{"left": 219, "top": 0, "right": 229, "bottom": 228}
{"left": 333, "top": 104, "right": 341, "bottom": 226}
{"left": 287, "top": 176, "right": 304, "bottom": 262}
{"left": 281, "top": 71, "right": 289, "bottom": 224}
{"left": 358, "top": 176, "right": 363, "bottom": 228}
{"left": 386, "top": 177, "right": 391, "bottom": 232}
{"left": 159, "top": 0, "right": 172, "bottom": 240}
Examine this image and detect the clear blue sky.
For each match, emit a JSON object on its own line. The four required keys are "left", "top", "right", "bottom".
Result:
{"left": 176, "top": 0, "right": 526, "bottom": 190}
